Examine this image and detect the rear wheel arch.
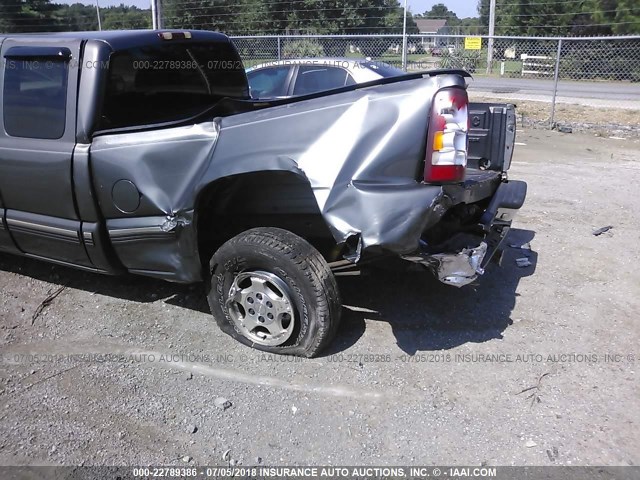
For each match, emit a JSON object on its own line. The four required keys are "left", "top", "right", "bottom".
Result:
{"left": 194, "top": 171, "right": 342, "bottom": 269}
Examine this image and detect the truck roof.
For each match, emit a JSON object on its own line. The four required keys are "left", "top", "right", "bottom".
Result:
{"left": 0, "top": 29, "right": 231, "bottom": 51}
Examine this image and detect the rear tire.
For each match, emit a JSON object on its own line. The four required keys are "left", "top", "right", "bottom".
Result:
{"left": 206, "top": 227, "right": 341, "bottom": 357}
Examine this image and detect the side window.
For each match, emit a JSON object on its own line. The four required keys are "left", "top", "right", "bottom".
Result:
{"left": 3, "top": 58, "right": 68, "bottom": 139}
{"left": 246, "top": 66, "right": 291, "bottom": 98}
{"left": 293, "top": 66, "right": 353, "bottom": 96}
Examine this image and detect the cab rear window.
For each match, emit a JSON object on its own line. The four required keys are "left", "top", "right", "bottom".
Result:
{"left": 99, "top": 42, "right": 248, "bottom": 130}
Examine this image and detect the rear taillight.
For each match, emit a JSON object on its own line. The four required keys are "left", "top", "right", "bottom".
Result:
{"left": 424, "top": 87, "right": 469, "bottom": 183}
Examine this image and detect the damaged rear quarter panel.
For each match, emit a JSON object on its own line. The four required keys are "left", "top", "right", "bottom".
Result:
{"left": 90, "top": 75, "right": 464, "bottom": 281}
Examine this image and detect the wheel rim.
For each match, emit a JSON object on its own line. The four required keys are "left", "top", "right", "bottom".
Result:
{"left": 226, "top": 270, "right": 296, "bottom": 346}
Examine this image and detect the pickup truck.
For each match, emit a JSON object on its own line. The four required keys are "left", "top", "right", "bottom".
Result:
{"left": 0, "top": 30, "right": 526, "bottom": 357}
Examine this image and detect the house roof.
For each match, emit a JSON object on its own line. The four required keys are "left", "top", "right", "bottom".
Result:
{"left": 415, "top": 19, "right": 447, "bottom": 33}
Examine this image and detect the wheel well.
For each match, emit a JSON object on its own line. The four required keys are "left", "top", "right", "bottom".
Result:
{"left": 195, "top": 171, "right": 342, "bottom": 267}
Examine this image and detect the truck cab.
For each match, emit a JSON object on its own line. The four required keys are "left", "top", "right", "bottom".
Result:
{"left": 0, "top": 30, "right": 246, "bottom": 274}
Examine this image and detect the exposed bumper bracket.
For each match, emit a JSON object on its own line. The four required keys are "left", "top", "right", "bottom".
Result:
{"left": 402, "top": 241, "right": 488, "bottom": 287}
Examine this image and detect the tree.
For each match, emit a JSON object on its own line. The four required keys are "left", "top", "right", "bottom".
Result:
{"left": 0, "top": 0, "right": 58, "bottom": 33}
{"left": 54, "top": 3, "right": 99, "bottom": 31}
{"left": 102, "top": 6, "right": 151, "bottom": 30}
{"left": 163, "top": 0, "right": 234, "bottom": 31}
{"left": 423, "top": 3, "right": 459, "bottom": 23}
{"left": 163, "top": 0, "right": 416, "bottom": 35}
{"left": 1, "top": 1, "right": 153, "bottom": 33}
{"left": 0, "top": 0, "right": 24, "bottom": 33}
{"left": 579, "top": 0, "right": 640, "bottom": 35}
{"left": 476, "top": 0, "right": 640, "bottom": 36}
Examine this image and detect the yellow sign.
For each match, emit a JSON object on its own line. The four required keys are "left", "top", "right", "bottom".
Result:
{"left": 465, "top": 37, "right": 482, "bottom": 50}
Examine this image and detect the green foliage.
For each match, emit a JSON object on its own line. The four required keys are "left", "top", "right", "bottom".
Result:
{"left": 417, "top": 2, "right": 482, "bottom": 33}
{"left": 101, "top": 6, "right": 151, "bottom": 30}
{"left": 161, "top": 0, "right": 418, "bottom": 35}
{"left": 560, "top": 41, "right": 640, "bottom": 81}
{"left": 476, "top": 0, "right": 640, "bottom": 36}
{"left": 422, "top": 3, "right": 458, "bottom": 23}
{"left": 0, "top": 1, "right": 151, "bottom": 33}
{"left": 0, "top": 0, "right": 419, "bottom": 36}
{"left": 0, "top": 0, "right": 59, "bottom": 32}
{"left": 424, "top": 3, "right": 455, "bottom": 19}
{"left": 437, "top": 49, "right": 482, "bottom": 73}
{"left": 281, "top": 39, "right": 325, "bottom": 58}
{"left": 0, "top": 0, "right": 25, "bottom": 33}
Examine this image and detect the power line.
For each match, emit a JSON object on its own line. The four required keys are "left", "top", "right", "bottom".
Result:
{"left": 497, "top": 0, "right": 590, "bottom": 6}
{"left": 161, "top": 3, "right": 401, "bottom": 15}
{"left": 495, "top": 21, "right": 640, "bottom": 28}
{"left": 501, "top": 8, "right": 638, "bottom": 18}
{"left": 160, "top": 0, "right": 402, "bottom": 12}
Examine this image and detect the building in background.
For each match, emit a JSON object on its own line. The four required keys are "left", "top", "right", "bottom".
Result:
{"left": 415, "top": 19, "right": 448, "bottom": 47}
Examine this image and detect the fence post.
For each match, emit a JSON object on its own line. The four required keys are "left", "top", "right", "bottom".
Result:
{"left": 277, "top": 36, "right": 281, "bottom": 61}
{"left": 402, "top": 35, "right": 408, "bottom": 71}
{"left": 486, "top": 36, "right": 494, "bottom": 74}
{"left": 401, "top": 0, "right": 408, "bottom": 71}
{"left": 549, "top": 38, "right": 563, "bottom": 128}
{"left": 156, "top": 0, "right": 163, "bottom": 29}
{"left": 486, "top": 0, "right": 496, "bottom": 74}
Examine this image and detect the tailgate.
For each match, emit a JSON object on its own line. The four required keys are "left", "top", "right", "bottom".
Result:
{"left": 467, "top": 103, "right": 516, "bottom": 172}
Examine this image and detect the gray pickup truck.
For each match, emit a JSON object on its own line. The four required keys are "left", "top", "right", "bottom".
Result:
{"left": 0, "top": 30, "right": 526, "bottom": 357}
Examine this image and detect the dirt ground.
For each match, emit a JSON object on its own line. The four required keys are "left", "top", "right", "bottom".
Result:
{"left": 0, "top": 130, "right": 639, "bottom": 467}
{"left": 471, "top": 93, "right": 640, "bottom": 138}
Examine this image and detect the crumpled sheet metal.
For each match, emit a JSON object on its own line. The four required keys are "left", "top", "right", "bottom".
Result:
{"left": 208, "top": 74, "right": 466, "bottom": 254}
{"left": 403, "top": 242, "right": 488, "bottom": 288}
{"left": 91, "top": 121, "right": 221, "bottom": 218}
{"left": 90, "top": 73, "right": 467, "bottom": 279}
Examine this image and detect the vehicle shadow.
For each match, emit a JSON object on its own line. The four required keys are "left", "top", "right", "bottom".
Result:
{"left": 0, "top": 254, "right": 211, "bottom": 314}
{"left": 329, "top": 228, "right": 537, "bottom": 355}
{"left": 0, "top": 228, "right": 536, "bottom": 356}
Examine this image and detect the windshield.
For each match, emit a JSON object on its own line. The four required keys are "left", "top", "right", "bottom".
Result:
{"left": 99, "top": 42, "right": 248, "bottom": 130}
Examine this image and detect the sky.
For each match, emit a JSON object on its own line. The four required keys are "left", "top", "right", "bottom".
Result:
{"left": 64, "top": 0, "right": 480, "bottom": 18}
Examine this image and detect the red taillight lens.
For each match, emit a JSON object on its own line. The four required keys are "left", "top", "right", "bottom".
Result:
{"left": 424, "top": 87, "right": 469, "bottom": 183}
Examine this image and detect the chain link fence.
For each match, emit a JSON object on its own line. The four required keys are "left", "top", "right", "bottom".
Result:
{"left": 231, "top": 34, "right": 640, "bottom": 133}
{"left": 231, "top": 34, "right": 640, "bottom": 80}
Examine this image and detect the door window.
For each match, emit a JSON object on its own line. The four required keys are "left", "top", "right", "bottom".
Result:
{"left": 247, "top": 66, "right": 291, "bottom": 98}
{"left": 293, "top": 66, "right": 354, "bottom": 96}
{"left": 3, "top": 58, "right": 68, "bottom": 139}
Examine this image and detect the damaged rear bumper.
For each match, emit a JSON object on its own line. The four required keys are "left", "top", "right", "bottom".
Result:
{"left": 403, "top": 241, "right": 488, "bottom": 287}
{"left": 402, "top": 180, "right": 527, "bottom": 287}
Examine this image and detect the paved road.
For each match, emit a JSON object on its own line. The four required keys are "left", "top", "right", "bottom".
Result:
{"left": 468, "top": 76, "right": 640, "bottom": 104}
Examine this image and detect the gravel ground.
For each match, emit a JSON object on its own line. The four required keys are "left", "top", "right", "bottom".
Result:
{"left": 470, "top": 92, "right": 640, "bottom": 138}
{"left": 0, "top": 130, "right": 639, "bottom": 467}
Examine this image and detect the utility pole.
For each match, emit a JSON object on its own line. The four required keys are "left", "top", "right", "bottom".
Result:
{"left": 151, "top": 0, "right": 157, "bottom": 29}
{"left": 156, "top": 0, "right": 163, "bottom": 29}
{"left": 151, "top": 0, "right": 163, "bottom": 29}
{"left": 402, "top": 0, "right": 408, "bottom": 71}
{"left": 486, "top": 0, "right": 496, "bottom": 74}
{"left": 95, "top": 0, "right": 102, "bottom": 31}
